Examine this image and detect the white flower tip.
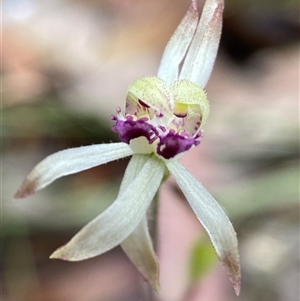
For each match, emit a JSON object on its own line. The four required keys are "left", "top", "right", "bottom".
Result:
{"left": 132, "top": 258, "right": 160, "bottom": 293}
{"left": 49, "top": 246, "right": 67, "bottom": 260}
{"left": 146, "top": 270, "right": 160, "bottom": 293}
{"left": 221, "top": 251, "right": 241, "bottom": 296}
{"left": 191, "top": 0, "right": 197, "bottom": 11}
{"left": 49, "top": 239, "right": 93, "bottom": 261}
{"left": 148, "top": 263, "right": 160, "bottom": 293}
{"left": 213, "top": 2, "right": 225, "bottom": 24}
{"left": 134, "top": 252, "right": 160, "bottom": 292}
{"left": 49, "top": 244, "right": 82, "bottom": 261}
{"left": 14, "top": 177, "right": 39, "bottom": 199}
{"left": 155, "top": 283, "right": 161, "bottom": 293}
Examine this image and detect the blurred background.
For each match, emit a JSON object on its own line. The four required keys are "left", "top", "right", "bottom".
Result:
{"left": 2, "top": 0, "right": 299, "bottom": 300}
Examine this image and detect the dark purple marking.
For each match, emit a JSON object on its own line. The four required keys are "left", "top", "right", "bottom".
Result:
{"left": 138, "top": 99, "right": 150, "bottom": 108}
{"left": 156, "top": 131, "right": 201, "bottom": 159}
{"left": 174, "top": 113, "right": 187, "bottom": 118}
{"left": 111, "top": 115, "right": 159, "bottom": 144}
{"left": 111, "top": 111, "right": 203, "bottom": 160}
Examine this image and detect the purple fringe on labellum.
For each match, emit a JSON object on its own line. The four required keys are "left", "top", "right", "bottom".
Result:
{"left": 111, "top": 108, "right": 203, "bottom": 159}
{"left": 157, "top": 130, "right": 202, "bottom": 159}
{"left": 110, "top": 114, "right": 159, "bottom": 144}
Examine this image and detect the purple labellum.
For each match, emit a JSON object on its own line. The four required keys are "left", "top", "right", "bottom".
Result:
{"left": 111, "top": 108, "right": 203, "bottom": 160}
{"left": 157, "top": 131, "right": 202, "bottom": 159}
{"left": 111, "top": 115, "right": 159, "bottom": 144}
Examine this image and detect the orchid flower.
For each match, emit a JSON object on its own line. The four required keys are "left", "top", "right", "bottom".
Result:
{"left": 15, "top": 0, "right": 240, "bottom": 295}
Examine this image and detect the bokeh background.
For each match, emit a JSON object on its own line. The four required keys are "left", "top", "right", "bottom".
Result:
{"left": 2, "top": 0, "right": 299, "bottom": 300}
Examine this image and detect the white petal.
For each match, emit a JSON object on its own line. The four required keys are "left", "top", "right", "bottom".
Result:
{"left": 50, "top": 155, "right": 165, "bottom": 261}
{"left": 118, "top": 153, "right": 149, "bottom": 195}
{"left": 180, "top": 0, "right": 224, "bottom": 87}
{"left": 166, "top": 160, "right": 241, "bottom": 295}
{"left": 120, "top": 155, "right": 159, "bottom": 291}
{"left": 15, "top": 143, "right": 133, "bottom": 198}
{"left": 122, "top": 217, "right": 160, "bottom": 291}
{"left": 157, "top": 1, "right": 198, "bottom": 85}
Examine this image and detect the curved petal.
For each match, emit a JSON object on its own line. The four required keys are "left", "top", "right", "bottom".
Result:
{"left": 14, "top": 142, "right": 133, "bottom": 198}
{"left": 122, "top": 217, "right": 159, "bottom": 291}
{"left": 166, "top": 160, "right": 241, "bottom": 295}
{"left": 157, "top": 1, "right": 198, "bottom": 85}
{"left": 118, "top": 154, "right": 149, "bottom": 195}
{"left": 119, "top": 155, "right": 160, "bottom": 291}
{"left": 180, "top": 0, "right": 224, "bottom": 87}
{"left": 50, "top": 155, "right": 165, "bottom": 261}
